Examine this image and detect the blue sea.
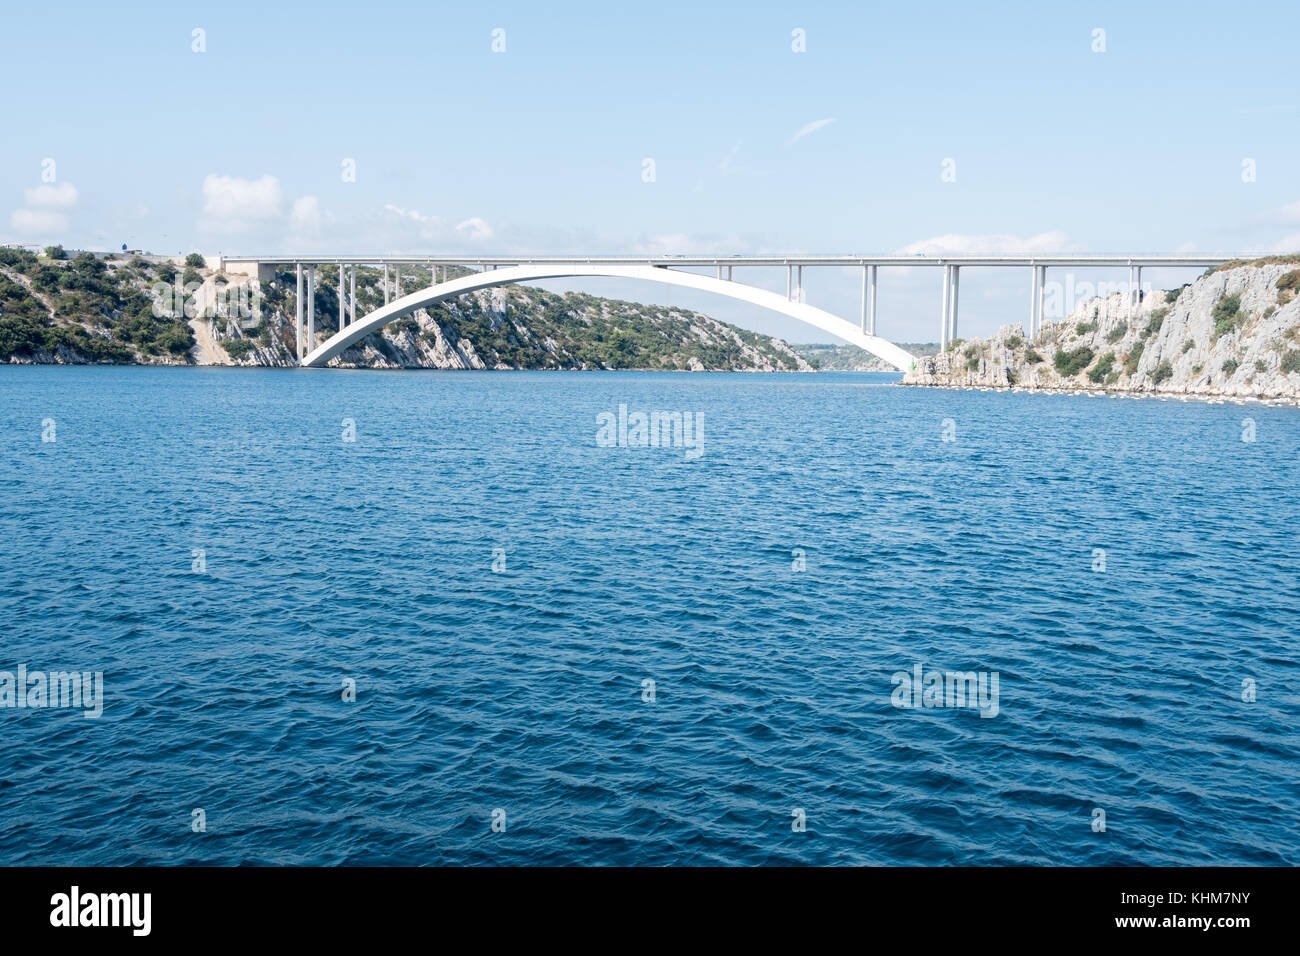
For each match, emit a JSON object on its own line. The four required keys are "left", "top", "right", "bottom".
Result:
{"left": 0, "top": 366, "right": 1296, "bottom": 865}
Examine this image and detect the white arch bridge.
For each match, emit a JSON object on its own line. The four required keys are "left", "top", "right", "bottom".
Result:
{"left": 218, "top": 255, "right": 1235, "bottom": 370}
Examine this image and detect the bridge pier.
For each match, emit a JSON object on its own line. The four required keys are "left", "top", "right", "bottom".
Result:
{"left": 295, "top": 263, "right": 303, "bottom": 361}
{"left": 786, "top": 264, "right": 792, "bottom": 300}
{"left": 307, "top": 265, "right": 315, "bottom": 349}
{"left": 949, "top": 266, "right": 960, "bottom": 343}
{"left": 383, "top": 265, "right": 389, "bottom": 305}
{"left": 395, "top": 265, "right": 401, "bottom": 300}
{"left": 940, "top": 264, "right": 950, "bottom": 350}
{"left": 349, "top": 265, "right": 356, "bottom": 326}
{"left": 338, "top": 266, "right": 345, "bottom": 331}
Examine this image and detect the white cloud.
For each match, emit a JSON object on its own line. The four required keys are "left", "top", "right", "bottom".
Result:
{"left": 9, "top": 181, "right": 79, "bottom": 237}
{"left": 788, "top": 118, "right": 836, "bottom": 145}
{"left": 23, "top": 182, "right": 79, "bottom": 210}
{"left": 200, "top": 174, "right": 283, "bottom": 233}
{"left": 895, "top": 231, "right": 1079, "bottom": 256}
{"left": 455, "top": 217, "right": 494, "bottom": 242}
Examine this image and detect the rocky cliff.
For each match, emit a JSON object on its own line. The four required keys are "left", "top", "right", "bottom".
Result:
{"left": 903, "top": 256, "right": 1300, "bottom": 404}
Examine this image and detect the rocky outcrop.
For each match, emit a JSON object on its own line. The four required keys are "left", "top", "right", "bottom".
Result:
{"left": 903, "top": 257, "right": 1300, "bottom": 404}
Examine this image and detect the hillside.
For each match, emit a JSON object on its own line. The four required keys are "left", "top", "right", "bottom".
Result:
{"left": 794, "top": 341, "right": 937, "bottom": 371}
{"left": 0, "top": 247, "right": 812, "bottom": 372}
{"left": 903, "top": 256, "right": 1300, "bottom": 403}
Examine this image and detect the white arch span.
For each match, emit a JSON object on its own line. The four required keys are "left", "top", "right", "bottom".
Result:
{"left": 301, "top": 264, "right": 917, "bottom": 371}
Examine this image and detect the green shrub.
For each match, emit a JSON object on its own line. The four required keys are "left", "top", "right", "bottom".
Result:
{"left": 1025, "top": 348, "right": 1044, "bottom": 364}
{"left": 184, "top": 253, "right": 206, "bottom": 269}
{"left": 1282, "top": 350, "right": 1300, "bottom": 375}
{"left": 1182, "top": 339, "right": 1194, "bottom": 353}
{"left": 1212, "top": 293, "right": 1245, "bottom": 339}
{"left": 1255, "top": 359, "right": 1268, "bottom": 372}
{"left": 1222, "top": 358, "right": 1239, "bottom": 375}
{"left": 1087, "top": 351, "right": 1116, "bottom": 383}
{"left": 44, "top": 245, "right": 67, "bottom": 260}
{"left": 1144, "top": 309, "right": 1168, "bottom": 338}
{"left": 1054, "top": 345, "right": 1095, "bottom": 377}
{"left": 1104, "top": 322, "right": 1128, "bottom": 343}
{"left": 1123, "top": 340, "right": 1145, "bottom": 375}
{"left": 1075, "top": 321, "right": 1097, "bottom": 335}
{"left": 182, "top": 268, "right": 203, "bottom": 288}
{"left": 223, "top": 338, "right": 254, "bottom": 359}
{"left": 1006, "top": 335, "right": 1023, "bottom": 348}
{"left": 1276, "top": 270, "right": 1300, "bottom": 291}
{"left": 1165, "top": 285, "right": 1188, "bottom": 304}
{"left": 1152, "top": 360, "right": 1174, "bottom": 384}
{"left": 963, "top": 344, "right": 979, "bottom": 359}
{"left": 965, "top": 356, "right": 980, "bottom": 371}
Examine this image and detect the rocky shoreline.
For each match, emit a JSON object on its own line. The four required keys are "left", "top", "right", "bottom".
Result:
{"left": 902, "top": 257, "right": 1300, "bottom": 405}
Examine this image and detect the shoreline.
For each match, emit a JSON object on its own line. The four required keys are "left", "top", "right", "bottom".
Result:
{"left": 898, "top": 379, "right": 1300, "bottom": 408}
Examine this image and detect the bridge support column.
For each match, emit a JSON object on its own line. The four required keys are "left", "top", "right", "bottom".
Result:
{"left": 1037, "top": 266, "right": 1047, "bottom": 335}
{"left": 349, "top": 265, "right": 356, "bottom": 325}
{"left": 869, "top": 265, "right": 877, "bottom": 335}
{"left": 950, "top": 266, "right": 960, "bottom": 343}
{"left": 383, "top": 264, "right": 389, "bottom": 305}
{"left": 1028, "top": 265, "right": 1038, "bottom": 337}
{"left": 727, "top": 265, "right": 733, "bottom": 281}
{"left": 395, "top": 265, "right": 401, "bottom": 300}
{"left": 940, "top": 264, "right": 951, "bottom": 350}
{"left": 860, "top": 265, "right": 868, "bottom": 331}
{"left": 796, "top": 265, "right": 803, "bottom": 303}
{"left": 786, "top": 264, "right": 792, "bottom": 300}
{"left": 1134, "top": 265, "right": 1142, "bottom": 317}
{"left": 307, "top": 265, "right": 315, "bottom": 349}
{"left": 338, "top": 266, "right": 345, "bottom": 331}
{"left": 295, "top": 263, "right": 303, "bottom": 361}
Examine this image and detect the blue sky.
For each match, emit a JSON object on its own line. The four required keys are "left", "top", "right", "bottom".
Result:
{"left": 3, "top": 0, "right": 1298, "bottom": 342}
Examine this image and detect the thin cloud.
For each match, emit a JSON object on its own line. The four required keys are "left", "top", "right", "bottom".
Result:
{"left": 788, "top": 118, "right": 836, "bottom": 146}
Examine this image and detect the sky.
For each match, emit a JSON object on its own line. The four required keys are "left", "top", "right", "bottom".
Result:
{"left": 3, "top": 0, "right": 1299, "bottom": 343}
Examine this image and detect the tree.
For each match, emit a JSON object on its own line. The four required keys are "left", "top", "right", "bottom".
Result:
{"left": 44, "top": 245, "right": 67, "bottom": 260}
{"left": 184, "top": 253, "right": 206, "bottom": 269}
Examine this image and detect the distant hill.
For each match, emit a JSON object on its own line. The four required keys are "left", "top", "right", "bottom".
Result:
{"left": 792, "top": 341, "right": 938, "bottom": 371}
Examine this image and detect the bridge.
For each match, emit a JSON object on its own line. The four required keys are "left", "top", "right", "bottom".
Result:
{"left": 218, "top": 255, "right": 1236, "bottom": 370}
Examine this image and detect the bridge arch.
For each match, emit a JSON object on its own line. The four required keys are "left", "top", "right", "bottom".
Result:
{"left": 301, "top": 264, "right": 916, "bottom": 371}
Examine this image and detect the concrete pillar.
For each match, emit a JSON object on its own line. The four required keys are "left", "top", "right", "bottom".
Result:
{"left": 860, "top": 264, "right": 868, "bottom": 332}
{"left": 1037, "top": 266, "right": 1047, "bottom": 335}
{"left": 950, "top": 266, "right": 960, "bottom": 341}
{"left": 338, "top": 265, "right": 345, "bottom": 331}
{"left": 383, "top": 264, "right": 389, "bottom": 305}
{"left": 395, "top": 265, "right": 401, "bottom": 299}
{"left": 1029, "top": 265, "right": 1039, "bottom": 337}
{"left": 307, "top": 265, "right": 315, "bottom": 349}
{"left": 727, "top": 265, "right": 733, "bottom": 281}
{"left": 786, "top": 264, "right": 792, "bottom": 300}
{"left": 295, "top": 263, "right": 303, "bottom": 361}
{"left": 432, "top": 264, "right": 437, "bottom": 286}
{"left": 940, "top": 264, "right": 951, "bottom": 350}
{"left": 1135, "top": 265, "right": 1142, "bottom": 316}
{"left": 716, "top": 264, "right": 722, "bottom": 280}
{"left": 349, "top": 265, "right": 356, "bottom": 325}
{"left": 869, "top": 265, "right": 878, "bottom": 336}
{"left": 796, "top": 265, "right": 803, "bottom": 302}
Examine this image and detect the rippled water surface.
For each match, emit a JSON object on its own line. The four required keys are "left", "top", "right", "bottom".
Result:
{"left": 1, "top": 366, "right": 1296, "bottom": 865}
